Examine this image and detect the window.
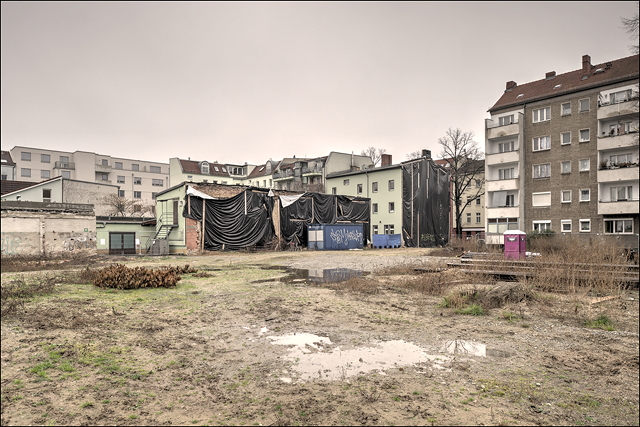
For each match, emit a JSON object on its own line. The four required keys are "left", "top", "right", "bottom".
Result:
{"left": 487, "top": 218, "right": 519, "bottom": 234}
{"left": 201, "top": 162, "right": 210, "bottom": 174}
{"left": 389, "top": 202, "right": 395, "bottom": 213}
{"left": 533, "top": 221, "right": 551, "bottom": 232}
{"left": 610, "top": 153, "right": 633, "bottom": 165}
{"left": 561, "top": 220, "right": 572, "bottom": 233}
{"left": 561, "top": 190, "right": 571, "bottom": 203}
{"left": 499, "top": 115, "right": 514, "bottom": 126}
{"left": 21, "top": 152, "right": 31, "bottom": 161}
{"left": 533, "top": 136, "right": 550, "bottom": 151}
{"left": 343, "top": 179, "right": 350, "bottom": 185}
{"left": 561, "top": 102, "right": 571, "bottom": 116}
{"left": 213, "top": 166, "right": 219, "bottom": 172}
{"left": 476, "top": 198, "right": 481, "bottom": 205}
{"left": 384, "top": 224, "right": 395, "bottom": 234}
{"left": 498, "top": 141, "right": 514, "bottom": 153}
{"left": 561, "top": 132, "right": 571, "bottom": 145}
{"left": 117, "top": 175, "right": 125, "bottom": 183}
{"left": 561, "top": 161, "right": 571, "bottom": 174}
{"left": 476, "top": 213, "right": 481, "bottom": 223}
{"left": 41, "top": 170, "right": 50, "bottom": 179}
{"left": 102, "top": 159, "right": 108, "bottom": 166}
{"left": 466, "top": 213, "right": 472, "bottom": 223}
{"left": 580, "top": 219, "right": 591, "bottom": 232}
{"left": 605, "top": 219, "right": 633, "bottom": 234}
{"left": 532, "top": 107, "right": 550, "bottom": 123}
{"left": 372, "top": 182, "right": 378, "bottom": 193}
{"left": 61, "top": 171, "right": 70, "bottom": 179}
{"left": 475, "top": 179, "right": 481, "bottom": 188}
{"left": 42, "top": 189, "right": 51, "bottom": 202}
{"left": 150, "top": 166, "right": 161, "bottom": 173}
{"left": 372, "top": 203, "right": 378, "bottom": 214}
{"left": 152, "top": 179, "right": 163, "bottom": 187}
{"left": 60, "top": 156, "right": 69, "bottom": 164}
{"left": 610, "top": 186, "right": 634, "bottom": 201}
{"left": 115, "top": 162, "right": 123, "bottom": 170}
{"left": 610, "top": 89, "right": 633, "bottom": 104}
{"left": 132, "top": 164, "right": 139, "bottom": 171}
{"left": 579, "top": 129, "right": 590, "bottom": 142}
{"left": 499, "top": 168, "right": 514, "bottom": 180}
{"left": 331, "top": 187, "right": 336, "bottom": 195}
{"left": 532, "top": 192, "right": 551, "bottom": 206}
{"left": 357, "top": 184, "right": 362, "bottom": 194}
{"left": 580, "top": 189, "right": 590, "bottom": 202}
{"left": 388, "top": 180, "right": 395, "bottom": 191}
{"left": 21, "top": 168, "right": 31, "bottom": 177}
{"left": 533, "top": 164, "right": 551, "bottom": 178}
{"left": 118, "top": 190, "right": 125, "bottom": 197}
{"left": 505, "top": 194, "right": 515, "bottom": 207}
{"left": 579, "top": 159, "right": 590, "bottom": 171}
{"left": 133, "top": 191, "right": 141, "bottom": 199}
{"left": 134, "top": 177, "right": 141, "bottom": 185}
{"left": 372, "top": 225, "right": 378, "bottom": 234}
{"left": 579, "top": 98, "right": 590, "bottom": 112}
{"left": 101, "top": 174, "right": 109, "bottom": 181}
{"left": 41, "top": 154, "right": 50, "bottom": 163}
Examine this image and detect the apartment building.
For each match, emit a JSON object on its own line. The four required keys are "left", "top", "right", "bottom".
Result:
{"left": 8, "top": 147, "right": 169, "bottom": 212}
{"left": 485, "top": 54, "right": 639, "bottom": 246}
{"left": 1, "top": 151, "right": 16, "bottom": 181}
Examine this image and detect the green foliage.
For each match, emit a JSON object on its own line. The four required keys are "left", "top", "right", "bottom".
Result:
{"left": 585, "top": 315, "right": 615, "bottom": 331}
{"left": 456, "top": 304, "right": 485, "bottom": 316}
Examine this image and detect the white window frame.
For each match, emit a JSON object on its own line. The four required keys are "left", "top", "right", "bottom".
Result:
{"left": 117, "top": 175, "right": 125, "bottom": 183}
{"left": 499, "top": 167, "right": 514, "bottom": 180}
{"left": 561, "top": 131, "right": 571, "bottom": 145}
{"left": 532, "top": 192, "right": 551, "bottom": 207}
{"left": 476, "top": 213, "right": 481, "bottom": 223}
{"left": 357, "top": 183, "right": 362, "bottom": 194}
{"left": 498, "top": 141, "right": 515, "bottom": 153}
{"left": 561, "top": 102, "right": 571, "bottom": 116}
{"left": 533, "top": 163, "right": 551, "bottom": 178}
{"left": 133, "top": 191, "right": 142, "bottom": 199}
{"left": 466, "top": 213, "right": 471, "bottom": 223}
{"left": 532, "top": 107, "right": 550, "bottom": 123}
{"left": 579, "top": 98, "right": 590, "bottom": 112}
{"left": 579, "top": 159, "right": 590, "bottom": 172}
{"left": 533, "top": 221, "right": 551, "bottom": 232}
{"left": 372, "top": 225, "right": 378, "bottom": 234}
{"left": 561, "top": 190, "right": 572, "bottom": 203}
{"left": 152, "top": 179, "right": 164, "bottom": 187}
{"left": 388, "top": 180, "right": 395, "bottom": 191}
{"left": 118, "top": 190, "right": 125, "bottom": 197}
{"left": 533, "top": 136, "right": 551, "bottom": 151}
{"left": 610, "top": 186, "right": 634, "bottom": 201}
{"left": 134, "top": 177, "right": 142, "bottom": 185}
{"left": 561, "top": 219, "right": 572, "bottom": 233}
{"left": 604, "top": 218, "right": 633, "bottom": 234}
{"left": 561, "top": 161, "right": 571, "bottom": 174}
{"left": 499, "top": 115, "right": 514, "bottom": 126}
{"left": 579, "top": 219, "right": 591, "bottom": 232}
{"left": 580, "top": 189, "right": 590, "bottom": 202}
{"left": 579, "top": 129, "right": 590, "bottom": 142}
{"left": 388, "top": 202, "right": 395, "bottom": 213}
{"left": 343, "top": 179, "right": 350, "bottom": 186}
{"left": 372, "top": 182, "right": 378, "bottom": 193}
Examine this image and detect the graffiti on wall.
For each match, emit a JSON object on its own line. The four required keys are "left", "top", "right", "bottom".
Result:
{"left": 59, "top": 232, "right": 97, "bottom": 252}
{"left": 329, "top": 228, "right": 363, "bottom": 247}
{"left": 1, "top": 233, "right": 38, "bottom": 255}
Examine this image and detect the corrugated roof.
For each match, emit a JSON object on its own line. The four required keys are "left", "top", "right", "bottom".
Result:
{"left": 489, "top": 54, "right": 639, "bottom": 112}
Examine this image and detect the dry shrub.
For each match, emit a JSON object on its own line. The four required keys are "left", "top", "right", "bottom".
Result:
{"left": 1, "top": 275, "right": 57, "bottom": 316}
{"left": 1, "top": 253, "right": 101, "bottom": 273}
{"left": 93, "top": 264, "right": 193, "bottom": 289}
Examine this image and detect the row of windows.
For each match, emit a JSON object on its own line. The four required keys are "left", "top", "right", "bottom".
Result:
{"left": 533, "top": 189, "right": 591, "bottom": 206}
{"left": 531, "top": 99, "right": 590, "bottom": 123}
{"left": 532, "top": 159, "right": 590, "bottom": 178}
{"left": 533, "top": 219, "right": 634, "bottom": 234}
{"left": 372, "top": 202, "right": 395, "bottom": 214}
{"left": 20, "top": 169, "right": 70, "bottom": 179}
{"left": 19, "top": 152, "right": 163, "bottom": 173}
{"left": 532, "top": 129, "right": 590, "bottom": 151}
{"left": 342, "top": 179, "right": 395, "bottom": 194}
{"left": 372, "top": 224, "right": 395, "bottom": 234}
{"left": 466, "top": 213, "right": 482, "bottom": 223}
{"left": 21, "top": 153, "right": 69, "bottom": 163}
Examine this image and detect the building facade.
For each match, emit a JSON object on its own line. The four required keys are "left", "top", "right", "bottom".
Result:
{"left": 8, "top": 147, "right": 169, "bottom": 211}
{"left": 485, "top": 54, "right": 639, "bottom": 246}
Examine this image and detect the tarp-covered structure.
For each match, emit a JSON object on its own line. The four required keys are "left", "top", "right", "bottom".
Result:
{"left": 401, "top": 160, "right": 450, "bottom": 247}
{"left": 183, "top": 187, "right": 370, "bottom": 250}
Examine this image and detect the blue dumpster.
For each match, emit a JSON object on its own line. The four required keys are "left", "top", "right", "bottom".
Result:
{"left": 372, "top": 234, "right": 402, "bottom": 249}
{"left": 308, "top": 224, "right": 364, "bottom": 250}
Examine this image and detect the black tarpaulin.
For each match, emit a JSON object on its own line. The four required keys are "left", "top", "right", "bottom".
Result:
{"left": 401, "top": 160, "right": 449, "bottom": 247}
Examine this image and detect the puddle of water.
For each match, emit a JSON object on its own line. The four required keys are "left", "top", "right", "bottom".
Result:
{"left": 253, "top": 268, "right": 363, "bottom": 284}
{"left": 442, "top": 340, "right": 513, "bottom": 358}
{"left": 269, "top": 334, "right": 450, "bottom": 381}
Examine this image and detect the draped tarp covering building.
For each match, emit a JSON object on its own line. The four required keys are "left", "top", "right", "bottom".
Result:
{"left": 401, "top": 160, "right": 450, "bottom": 247}
{"left": 183, "top": 185, "right": 370, "bottom": 250}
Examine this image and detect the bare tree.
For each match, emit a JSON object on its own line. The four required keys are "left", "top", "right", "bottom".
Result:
{"left": 101, "top": 194, "right": 153, "bottom": 217}
{"left": 437, "top": 128, "right": 485, "bottom": 239}
{"left": 361, "top": 147, "right": 387, "bottom": 166}
{"left": 405, "top": 150, "right": 422, "bottom": 161}
{"left": 621, "top": 5, "right": 639, "bottom": 54}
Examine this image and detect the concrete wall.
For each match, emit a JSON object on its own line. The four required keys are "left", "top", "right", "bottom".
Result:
{"left": 1, "top": 202, "right": 96, "bottom": 256}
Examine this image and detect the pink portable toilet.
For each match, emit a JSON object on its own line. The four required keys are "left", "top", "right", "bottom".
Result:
{"left": 504, "top": 230, "right": 526, "bottom": 260}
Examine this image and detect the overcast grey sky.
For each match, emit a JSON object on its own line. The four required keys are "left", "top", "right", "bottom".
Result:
{"left": 1, "top": 2, "right": 638, "bottom": 165}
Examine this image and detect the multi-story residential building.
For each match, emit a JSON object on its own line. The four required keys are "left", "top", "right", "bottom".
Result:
{"left": 1, "top": 151, "right": 16, "bottom": 181}
{"left": 8, "top": 147, "right": 169, "bottom": 213}
{"left": 326, "top": 151, "right": 450, "bottom": 246}
{"left": 485, "top": 54, "right": 639, "bottom": 246}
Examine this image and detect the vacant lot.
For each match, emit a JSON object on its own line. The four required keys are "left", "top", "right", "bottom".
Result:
{"left": 1, "top": 249, "right": 638, "bottom": 426}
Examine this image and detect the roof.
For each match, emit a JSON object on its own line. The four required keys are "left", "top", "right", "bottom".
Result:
{"left": 246, "top": 164, "right": 270, "bottom": 179}
{"left": 178, "top": 159, "right": 230, "bottom": 177}
{"left": 489, "top": 54, "right": 639, "bottom": 112}
{"left": 1, "top": 180, "right": 38, "bottom": 195}
{"left": 1, "top": 151, "right": 15, "bottom": 166}
{"left": 1, "top": 176, "right": 119, "bottom": 198}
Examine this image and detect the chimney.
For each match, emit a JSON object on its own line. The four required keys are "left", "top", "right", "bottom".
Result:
{"left": 582, "top": 55, "right": 592, "bottom": 74}
{"left": 381, "top": 153, "right": 392, "bottom": 167}
{"left": 545, "top": 71, "right": 556, "bottom": 79}
{"left": 505, "top": 81, "right": 517, "bottom": 91}
{"left": 422, "top": 149, "right": 431, "bottom": 159}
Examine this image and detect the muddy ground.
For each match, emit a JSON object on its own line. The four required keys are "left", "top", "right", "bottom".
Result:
{"left": 1, "top": 249, "right": 638, "bottom": 426}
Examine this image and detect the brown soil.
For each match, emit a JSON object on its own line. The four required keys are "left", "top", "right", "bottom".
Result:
{"left": 1, "top": 249, "right": 638, "bottom": 426}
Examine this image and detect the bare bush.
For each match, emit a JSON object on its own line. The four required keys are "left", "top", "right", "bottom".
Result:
{"left": 1, "top": 275, "right": 57, "bottom": 316}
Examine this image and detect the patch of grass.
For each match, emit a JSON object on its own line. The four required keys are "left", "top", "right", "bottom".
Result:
{"left": 30, "top": 361, "right": 55, "bottom": 378}
{"left": 457, "top": 304, "right": 485, "bottom": 316}
{"left": 585, "top": 315, "right": 615, "bottom": 331}
{"left": 501, "top": 311, "right": 519, "bottom": 321}
{"left": 81, "top": 402, "right": 94, "bottom": 408}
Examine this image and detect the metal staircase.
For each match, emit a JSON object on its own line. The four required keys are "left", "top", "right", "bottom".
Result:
{"left": 145, "top": 211, "right": 176, "bottom": 254}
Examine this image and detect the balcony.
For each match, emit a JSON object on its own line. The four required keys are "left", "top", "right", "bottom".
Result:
{"left": 598, "top": 198, "right": 640, "bottom": 215}
{"left": 485, "top": 150, "right": 519, "bottom": 165}
{"left": 597, "top": 165, "right": 639, "bottom": 183}
{"left": 597, "top": 131, "right": 638, "bottom": 150}
{"left": 95, "top": 164, "right": 112, "bottom": 172}
{"left": 54, "top": 161, "right": 75, "bottom": 170}
{"left": 486, "top": 205, "right": 520, "bottom": 218}
{"left": 302, "top": 166, "right": 323, "bottom": 176}
{"left": 487, "top": 122, "right": 520, "bottom": 139}
{"left": 273, "top": 170, "right": 294, "bottom": 181}
{"left": 486, "top": 178, "right": 519, "bottom": 192}
{"left": 597, "top": 96, "right": 639, "bottom": 119}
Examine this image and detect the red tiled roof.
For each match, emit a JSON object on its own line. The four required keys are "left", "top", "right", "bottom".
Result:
{"left": 247, "top": 164, "right": 270, "bottom": 179}
{"left": 489, "top": 54, "right": 639, "bottom": 112}
{"left": 178, "top": 159, "right": 230, "bottom": 177}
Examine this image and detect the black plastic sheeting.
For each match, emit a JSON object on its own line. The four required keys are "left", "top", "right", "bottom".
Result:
{"left": 402, "top": 160, "right": 450, "bottom": 247}
{"left": 184, "top": 189, "right": 370, "bottom": 250}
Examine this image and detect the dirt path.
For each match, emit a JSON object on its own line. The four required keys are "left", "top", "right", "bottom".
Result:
{"left": 1, "top": 249, "right": 638, "bottom": 426}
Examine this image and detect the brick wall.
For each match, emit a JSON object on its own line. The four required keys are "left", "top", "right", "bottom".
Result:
{"left": 185, "top": 217, "right": 200, "bottom": 251}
